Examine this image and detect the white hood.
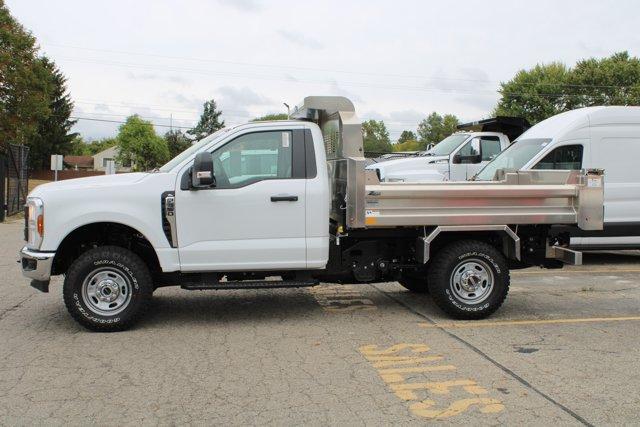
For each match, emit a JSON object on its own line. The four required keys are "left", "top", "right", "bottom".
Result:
{"left": 29, "top": 173, "right": 149, "bottom": 197}
{"left": 366, "top": 155, "right": 450, "bottom": 182}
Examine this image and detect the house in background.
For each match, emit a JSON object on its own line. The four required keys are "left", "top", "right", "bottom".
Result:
{"left": 63, "top": 155, "right": 94, "bottom": 170}
{"left": 92, "top": 146, "right": 132, "bottom": 172}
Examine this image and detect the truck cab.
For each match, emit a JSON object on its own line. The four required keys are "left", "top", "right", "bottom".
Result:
{"left": 368, "top": 131, "right": 509, "bottom": 182}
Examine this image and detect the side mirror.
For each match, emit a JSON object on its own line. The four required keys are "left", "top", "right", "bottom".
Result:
{"left": 191, "top": 152, "right": 215, "bottom": 189}
{"left": 452, "top": 154, "right": 461, "bottom": 164}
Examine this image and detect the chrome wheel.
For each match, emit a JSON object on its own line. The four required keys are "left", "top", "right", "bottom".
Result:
{"left": 449, "top": 259, "right": 494, "bottom": 304}
{"left": 82, "top": 268, "right": 132, "bottom": 316}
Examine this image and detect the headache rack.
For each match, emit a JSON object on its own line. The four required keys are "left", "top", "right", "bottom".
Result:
{"left": 291, "top": 96, "right": 604, "bottom": 234}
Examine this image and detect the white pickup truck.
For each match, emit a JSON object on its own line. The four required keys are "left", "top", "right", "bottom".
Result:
{"left": 20, "top": 96, "right": 604, "bottom": 331}
{"left": 367, "top": 117, "right": 529, "bottom": 182}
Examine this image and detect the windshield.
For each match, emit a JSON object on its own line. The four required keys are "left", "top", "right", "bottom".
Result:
{"left": 424, "top": 134, "right": 470, "bottom": 156}
{"left": 474, "top": 138, "right": 552, "bottom": 181}
{"left": 159, "top": 128, "right": 229, "bottom": 172}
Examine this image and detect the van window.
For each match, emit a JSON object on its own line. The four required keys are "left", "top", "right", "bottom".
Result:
{"left": 480, "top": 136, "right": 502, "bottom": 161}
{"left": 532, "top": 145, "right": 583, "bottom": 170}
{"left": 211, "top": 131, "right": 292, "bottom": 188}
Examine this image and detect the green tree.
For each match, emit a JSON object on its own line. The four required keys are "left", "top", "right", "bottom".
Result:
{"left": 116, "top": 115, "right": 169, "bottom": 171}
{"left": 417, "top": 113, "right": 459, "bottom": 148}
{"left": 493, "top": 62, "right": 570, "bottom": 125}
{"left": 567, "top": 51, "right": 640, "bottom": 108}
{"left": 0, "top": 1, "right": 52, "bottom": 149}
{"left": 392, "top": 139, "right": 421, "bottom": 152}
{"left": 164, "top": 129, "right": 191, "bottom": 158}
{"left": 68, "top": 135, "right": 89, "bottom": 155}
{"left": 252, "top": 113, "right": 288, "bottom": 121}
{"left": 362, "top": 119, "right": 392, "bottom": 154}
{"left": 30, "top": 57, "right": 78, "bottom": 169}
{"left": 85, "top": 137, "right": 117, "bottom": 155}
{"left": 188, "top": 99, "right": 225, "bottom": 140}
{"left": 397, "top": 130, "right": 416, "bottom": 144}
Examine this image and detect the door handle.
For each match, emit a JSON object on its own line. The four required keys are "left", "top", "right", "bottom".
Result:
{"left": 271, "top": 195, "right": 298, "bottom": 202}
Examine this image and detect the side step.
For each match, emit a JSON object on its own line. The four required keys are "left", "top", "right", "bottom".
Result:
{"left": 181, "top": 279, "right": 319, "bottom": 291}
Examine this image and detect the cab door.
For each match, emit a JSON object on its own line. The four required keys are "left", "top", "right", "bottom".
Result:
{"left": 175, "top": 128, "right": 308, "bottom": 271}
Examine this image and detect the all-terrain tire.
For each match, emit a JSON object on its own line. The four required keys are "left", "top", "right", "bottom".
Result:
{"left": 63, "top": 246, "right": 153, "bottom": 332}
{"left": 427, "top": 240, "right": 509, "bottom": 320}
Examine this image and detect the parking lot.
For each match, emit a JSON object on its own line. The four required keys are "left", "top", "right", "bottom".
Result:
{"left": 1, "top": 219, "right": 639, "bottom": 425}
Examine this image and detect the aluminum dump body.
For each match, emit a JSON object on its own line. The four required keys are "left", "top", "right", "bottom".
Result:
{"left": 291, "top": 96, "right": 604, "bottom": 233}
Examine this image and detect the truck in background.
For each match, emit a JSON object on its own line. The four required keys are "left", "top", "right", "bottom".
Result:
{"left": 367, "top": 117, "right": 530, "bottom": 183}
{"left": 474, "top": 106, "right": 640, "bottom": 250}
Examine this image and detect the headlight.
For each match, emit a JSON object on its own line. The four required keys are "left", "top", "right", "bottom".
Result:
{"left": 26, "top": 198, "right": 44, "bottom": 249}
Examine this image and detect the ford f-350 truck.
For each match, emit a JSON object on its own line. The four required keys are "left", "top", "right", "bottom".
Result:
{"left": 20, "top": 96, "right": 604, "bottom": 331}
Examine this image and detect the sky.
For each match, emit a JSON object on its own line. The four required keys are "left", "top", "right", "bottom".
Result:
{"left": 6, "top": 0, "right": 640, "bottom": 142}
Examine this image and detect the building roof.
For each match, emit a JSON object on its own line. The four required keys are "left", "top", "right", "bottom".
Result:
{"left": 63, "top": 155, "right": 94, "bottom": 168}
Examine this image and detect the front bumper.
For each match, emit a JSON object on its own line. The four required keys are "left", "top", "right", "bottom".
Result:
{"left": 20, "top": 246, "right": 55, "bottom": 282}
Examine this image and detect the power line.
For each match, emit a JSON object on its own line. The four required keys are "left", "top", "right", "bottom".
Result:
{"left": 45, "top": 41, "right": 636, "bottom": 89}
{"left": 57, "top": 56, "right": 636, "bottom": 99}
{"left": 71, "top": 116, "right": 192, "bottom": 129}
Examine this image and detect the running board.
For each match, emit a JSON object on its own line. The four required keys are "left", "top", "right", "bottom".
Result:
{"left": 181, "top": 280, "right": 319, "bottom": 291}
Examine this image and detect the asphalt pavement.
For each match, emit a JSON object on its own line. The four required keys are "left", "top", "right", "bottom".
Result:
{"left": 1, "top": 219, "right": 639, "bottom": 425}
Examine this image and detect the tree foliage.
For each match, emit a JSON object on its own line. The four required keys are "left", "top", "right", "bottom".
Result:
{"left": 417, "top": 113, "right": 459, "bottom": 148}
{"left": 0, "top": 2, "right": 77, "bottom": 168}
{"left": 494, "top": 52, "right": 640, "bottom": 125}
{"left": 397, "top": 130, "right": 416, "bottom": 144}
{"left": 30, "top": 57, "right": 78, "bottom": 168}
{"left": 493, "top": 62, "right": 571, "bottom": 125}
{"left": 164, "top": 129, "right": 191, "bottom": 158}
{"left": 392, "top": 139, "right": 421, "bottom": 152}
{"left": 362, "top": 119, "right": 392, "bottom": 154}
{"left": 188, "top": 99, "right": 225, "bottom": 140}
{"left": 116, "top": 115, "right": 169, "bottom": 171}
{"left": 252, "top": 113, "right": 288, "bottom": 121}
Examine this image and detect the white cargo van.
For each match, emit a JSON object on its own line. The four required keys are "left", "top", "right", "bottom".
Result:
{"left": 475, "top": 106, "right": 640, "bottom": 249}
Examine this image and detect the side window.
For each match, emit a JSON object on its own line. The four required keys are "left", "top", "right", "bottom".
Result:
{"left": 532, "top": 145, "right": 583, "bottom": 170}
{"left": 458, "top": 138, "right": 480, "bottom": 157}
{"left": 480, "top": 136, "right": 502, "bottom": 161}
{"left": 212, "top": 131, "right": 292, "bottom": 189}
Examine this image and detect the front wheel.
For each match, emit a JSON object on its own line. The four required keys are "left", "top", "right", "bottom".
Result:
{"left": 63, "top": 246, "right": 153, "bottom": 332}
{"left": 427, "top": 240, "right": 509, "bottom": 320}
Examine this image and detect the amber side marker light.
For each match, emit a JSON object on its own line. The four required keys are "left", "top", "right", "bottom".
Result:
{"left": 37, "top": 214, "right": 44, "bottom": 237}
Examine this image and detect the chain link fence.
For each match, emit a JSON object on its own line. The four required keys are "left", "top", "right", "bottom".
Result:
{"left": 1, "top": 143, "right": 30, "bottom": 221}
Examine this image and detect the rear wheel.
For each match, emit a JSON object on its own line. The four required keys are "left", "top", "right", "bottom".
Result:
{"left": 63, "top": 246, "right": 153, "bottom": 332}
{"left": 427, "top": 240, "right": 509, "bottom": 319}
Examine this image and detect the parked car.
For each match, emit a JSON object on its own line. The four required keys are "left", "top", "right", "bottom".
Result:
{"left": 367, "top": 117, "right": 529, "bottom": 183}
{"left": 474, "top": 106, "right": 640, "bottom": 250}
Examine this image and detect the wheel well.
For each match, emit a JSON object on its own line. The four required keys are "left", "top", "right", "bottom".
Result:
{"left": 428, "top": 230, "right": 516, "bottom": 260}
{"left": 52, "top": 222, "right": 161, "bottom": 275}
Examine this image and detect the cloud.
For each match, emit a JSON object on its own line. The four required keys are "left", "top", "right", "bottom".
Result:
{"left": 217, "top": 86, "right": 273, "bottom": 106}
{"left": 277, "top": 30, "right": 324, "bottom": 50}
{"left": 127, "top": 72, "right": 190, "bottom": 85}
{"left": 217, "top": 0, "right": 262, "bottom": 12}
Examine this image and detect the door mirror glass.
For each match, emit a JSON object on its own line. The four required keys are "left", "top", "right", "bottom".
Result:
{"left": 191, "top": 151, "right": 215, "bottom": 189}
